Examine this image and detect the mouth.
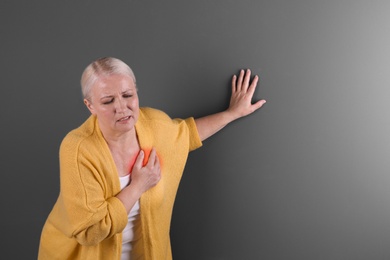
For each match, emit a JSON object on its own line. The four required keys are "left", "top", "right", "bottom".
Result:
{"left": 117, "top": 116, "right": 131, "bottom": 122}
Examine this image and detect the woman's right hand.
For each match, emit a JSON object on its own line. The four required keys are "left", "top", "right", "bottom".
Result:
{"left": 130, "top": 148, "right": 161, "bottom": 194}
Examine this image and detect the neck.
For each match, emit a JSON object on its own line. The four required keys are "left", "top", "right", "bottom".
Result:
{"left": 109, "top": 131, "right": 137, "bottom": 147}
{"left": 99, "top": 124, "right": 138, "bottom": 150}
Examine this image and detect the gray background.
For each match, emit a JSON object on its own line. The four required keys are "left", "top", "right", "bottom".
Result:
{"left": 1, "top": 0, "right": 390, "bottom": 259}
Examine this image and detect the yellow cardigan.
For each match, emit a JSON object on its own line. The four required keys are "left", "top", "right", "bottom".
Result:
{"left": 38, "top": 107, "right": 202, "bottom": 260}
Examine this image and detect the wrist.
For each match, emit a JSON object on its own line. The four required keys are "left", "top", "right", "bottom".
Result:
{"left": 224, "top": 109, "right": 240, "bottom": 123}
{"left": 127, "top": 181, "right": 144, "bottom": 197}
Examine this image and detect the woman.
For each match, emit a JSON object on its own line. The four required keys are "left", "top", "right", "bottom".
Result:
{"left": 38, "top": 57, "right": 266, "bottom": 260}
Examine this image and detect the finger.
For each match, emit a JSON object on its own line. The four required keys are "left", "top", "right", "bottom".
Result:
{"left": 147, "top": 148, "right": 156, "bottom": 167}
{"left": 242, "top": 69, "right": 251, "bottom": 91}
{"left": 237, "top": 69, "right": 244, "bottom": 91}
{"left": 246, "top": 75, "right": 259, "bottom": 96}
{"left": 134, "top": 150, "right": 144, "bottom": 169}
{"left": 252, "top": 99, "right": 267, "bottom": 111}
{"left": 154, "top": 153, "right": 160, "bottom": 168}
{"left": 231, "top": 75, "right": 237, "bottom": 93}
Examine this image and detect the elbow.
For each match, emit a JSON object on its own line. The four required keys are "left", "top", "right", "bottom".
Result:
{"left": 74, "top": 228, "right": 110, "bottom": 246}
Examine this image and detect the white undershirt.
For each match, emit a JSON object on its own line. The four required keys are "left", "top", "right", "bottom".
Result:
{"left": 119, "top": 175, "right": 142, "bottom": 260}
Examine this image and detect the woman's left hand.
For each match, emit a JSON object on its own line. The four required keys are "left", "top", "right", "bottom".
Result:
{"left": 227, "top": 69, "right": 266, "bottom": 120}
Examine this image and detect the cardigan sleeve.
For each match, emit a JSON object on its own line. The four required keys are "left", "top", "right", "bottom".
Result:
{"left": 182, "top": 117, "right": 202, "bottom": 151}
{"left": 138, "top": 107, "right": 202, "bottom": 152}
{"left": 55, "top": 134, "right": 128, "bottom": 246}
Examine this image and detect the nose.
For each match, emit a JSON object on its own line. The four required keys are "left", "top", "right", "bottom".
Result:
{"left": 115, "top": 98, "right": 127, "bottom": 113}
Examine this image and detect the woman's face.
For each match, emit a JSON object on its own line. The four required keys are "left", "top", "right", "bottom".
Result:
{"left": 84, "top": 74, "right": 139, "bottom": 136}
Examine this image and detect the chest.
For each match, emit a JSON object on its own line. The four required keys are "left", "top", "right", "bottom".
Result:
{"left": 110, "top": 147, "right": 140, "bottom": 177}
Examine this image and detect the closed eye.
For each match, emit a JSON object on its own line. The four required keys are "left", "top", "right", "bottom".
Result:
{"left": 102, "top": 98, "right": 114, "bottom": 105}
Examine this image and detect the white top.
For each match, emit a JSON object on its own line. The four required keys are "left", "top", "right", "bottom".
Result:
{"left": 119, "top": 175, "right": 142, "bottom": 260}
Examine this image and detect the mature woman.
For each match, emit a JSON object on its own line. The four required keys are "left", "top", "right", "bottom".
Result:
{"left": 38, "top": 57, "right": 266, "bottom": 260}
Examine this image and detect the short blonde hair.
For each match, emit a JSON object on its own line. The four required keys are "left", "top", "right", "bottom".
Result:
{"left": 81, "top": 57, "right": 136, "bottom": 100}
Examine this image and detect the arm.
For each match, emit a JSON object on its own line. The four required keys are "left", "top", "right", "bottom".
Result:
{"left": 195, "top": 69, "right": 266, "bottom": 141}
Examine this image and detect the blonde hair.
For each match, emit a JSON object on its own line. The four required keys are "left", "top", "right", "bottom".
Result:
{"left": 81, "top": 57, "right": 136, "bottom": 100}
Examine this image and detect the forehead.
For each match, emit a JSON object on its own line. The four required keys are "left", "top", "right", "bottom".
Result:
{"left": 92, "top": 74, "right": 136, "bottom": 94}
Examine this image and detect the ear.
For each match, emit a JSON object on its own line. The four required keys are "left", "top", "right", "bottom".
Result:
{"left": 84, "top": 99, "right": 96, "bottom": 115}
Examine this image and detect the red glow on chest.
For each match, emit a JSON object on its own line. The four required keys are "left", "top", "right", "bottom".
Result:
{"left": 128, "top": 148, "right": 162, "bottom": 174}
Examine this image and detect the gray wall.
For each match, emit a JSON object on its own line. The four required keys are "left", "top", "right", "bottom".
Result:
{"left": 1, "top": 1, "right": 390, "bottom": 259}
